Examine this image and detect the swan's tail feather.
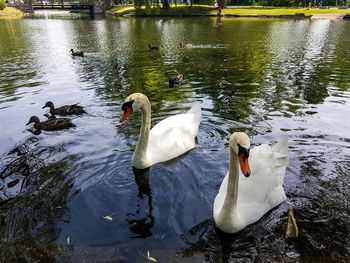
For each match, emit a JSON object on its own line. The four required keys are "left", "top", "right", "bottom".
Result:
{"left": 273, "top": 136, "right": 289, "bottom": 155}
{"left": 273, "top": 136, "right": 289, "bottom": 183}
{"left": 187, "top": 103, "right": 202, "bottom": 125}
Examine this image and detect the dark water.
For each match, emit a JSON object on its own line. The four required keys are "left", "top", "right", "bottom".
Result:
{"left": 0, "top": 11, "right": 350, "bottom": 262}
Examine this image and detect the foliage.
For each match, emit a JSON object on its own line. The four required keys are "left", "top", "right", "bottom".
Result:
{"left": 197, "top": 0, "right": 215, "bottom": 5}
{"left": 134, "top": 0, "right": 164, "bottom": 12}
{"left": 134, "top": 0, "right": 143, "bottom": 9}
{"left": 135, "top": 5, "right": 161, "bottom": 14}
{"left": 0, "top": 0, "right": 6, "bottom": 11}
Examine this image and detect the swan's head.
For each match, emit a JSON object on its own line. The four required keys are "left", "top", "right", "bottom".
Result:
{"left": 120, "top": 93, "right": 149, "bottom": 122}
{"left": 230, "top": 132, "right": 251, "bottom": 177}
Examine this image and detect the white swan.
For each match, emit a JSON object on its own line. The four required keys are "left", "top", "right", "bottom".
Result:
{"left": 120, "top": 93, "right": 201, "bottom": 169}
{"left": 213, "top": 132, "right": 289, "bottom": 233}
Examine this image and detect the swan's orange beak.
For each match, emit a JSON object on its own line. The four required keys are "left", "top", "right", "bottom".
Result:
{"left": 239, "top": 154, "right": 251, "bottom": 177}
{"left": 120, "top": 107, "right": 132, "bottom": 122}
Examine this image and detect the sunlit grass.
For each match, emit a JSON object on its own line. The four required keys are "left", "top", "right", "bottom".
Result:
{"left": 106, "top": 5, "right": 136, "bottom": 15}
{"left": 0, "top": 7, "right": 23, "bottom": 15}
{"left": 107, "top": 4, "right": 350, "bottom": 16}
{"left": 224, "top": 6, "right": 350, "bottom": 15}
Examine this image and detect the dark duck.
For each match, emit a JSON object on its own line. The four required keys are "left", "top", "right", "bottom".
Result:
{"left": 169, "top": 74, "right": 183, "bottom": 88}
{"left": 70, "top": 49, "right": 84, "bottom": 57}
{"left": 26, "top": 116, "right": 75, "bottom": 131}
{"left": 42, "top": 101, "right": 86, "bottom": 116}
{"left": 148, "top": 44, "right": 159, "bottom": 51}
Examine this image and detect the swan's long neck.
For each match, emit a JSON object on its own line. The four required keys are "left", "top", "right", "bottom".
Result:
{"left": 219, "top": 147, "right": 240, "bottom": 223}
{"left": 132, "top": 100, "right": 151, "bottom": 168}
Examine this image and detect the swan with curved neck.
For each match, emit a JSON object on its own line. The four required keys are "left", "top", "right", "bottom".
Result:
{"left": 214, "top": 132, "right": 289, "bottom": 233}
{"left": 120, "top": 93, "right": 201, "bottom": 169}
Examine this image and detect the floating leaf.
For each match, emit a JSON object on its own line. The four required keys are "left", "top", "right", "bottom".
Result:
{"left": 101, "top": 215, "right": 113, "bottom": 221}
{"left": 285, "top": 207, "right": 298, "bottom": 238}
{"left": 147, "top": 250, "right": 157, "bottom": 262}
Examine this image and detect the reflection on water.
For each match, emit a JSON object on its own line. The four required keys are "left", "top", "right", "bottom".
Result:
{"left": 128, "top": 168, "right": 154, "bottom": 238}
{"left": 0, "top": 13, "right": 350, "bottom": 262}
{"left": 0, "top": 137, "right": 79, "bottom": 262}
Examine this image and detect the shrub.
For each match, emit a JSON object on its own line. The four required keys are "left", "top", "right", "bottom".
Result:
{"left": 198, "top": 0, "right": 215, "bottom": 5}
{"left": 0, "top": 0, "right": 6, "bottom": 10}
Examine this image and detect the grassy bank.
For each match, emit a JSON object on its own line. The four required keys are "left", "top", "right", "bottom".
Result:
{"left": 106, "top": 4, "right": 350, "bottom": 16}
{"left": 0, "top": 7, "right": 23, "bottom": 16}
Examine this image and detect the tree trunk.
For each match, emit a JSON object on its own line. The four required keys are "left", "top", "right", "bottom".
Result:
{"left": 217, "top": 0, "right": 225, "bottom": 8}
{"left": 162, "top": 0, "right": 169, "bottom": 9}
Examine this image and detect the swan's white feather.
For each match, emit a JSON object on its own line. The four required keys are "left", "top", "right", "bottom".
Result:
{"left": 147, "top": 104, "right": 201, "bottom": 166}
{"left": 214, "top": 136, "right": 289, "bottom": 233}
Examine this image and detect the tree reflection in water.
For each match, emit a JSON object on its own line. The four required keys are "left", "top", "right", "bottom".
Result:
{"left": 0, "top": 136, "right": 80, "bottom": 262}
{"left": 127, "top": 167, "right": 154, "bottom": 239}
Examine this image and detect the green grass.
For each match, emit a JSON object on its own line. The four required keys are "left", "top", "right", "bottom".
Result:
{"left": 106, "top": 4, "right": 350, "bottom": 16}
{"left": 106, "top": 5, "right": 135, "bottom": 15}
{"left": 106, "top": 4, "right": 218, "bottom": 15}
{"left": 224, "top": 6, "right": 350, "bottom": 15}
{"left": 0, "top": 7, "right": 23, "bottom": 15}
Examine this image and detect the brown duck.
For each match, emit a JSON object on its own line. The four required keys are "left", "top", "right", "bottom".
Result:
{"left": 26, "top": 116, "right": 75, "bottom": 131}
{"left": 42, "top": 101, "right": 86, "bottom": 116}
{"left": 179, "top": 43, "right": 192, "bottom": 48}
{"left": 70, "top": 49, "right": 84, "bottom": 57}
{"left": 169, "top": 74, "right": 183, "bottom": 88}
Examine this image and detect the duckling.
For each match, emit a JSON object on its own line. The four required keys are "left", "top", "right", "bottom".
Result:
{"left": 70, "top": 49, "right": 84, "bottom": 57}
{"left": 169, "top": 74, "right": 184, "bottom": 88}
{"left": 42, "top": 101, "right": 86, "bottom": 116}
{"left": 148, "top": 44, "right": 159, "bottom": 51}
{"left": 26, "top": 116, "right": 75, "bottom": 131}
{"left": 179, "top": 43, "right": 192, "bottom": 48}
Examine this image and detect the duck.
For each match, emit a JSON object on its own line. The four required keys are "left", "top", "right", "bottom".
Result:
{"left": 42, "top": 101, "right": 86, "bottom": 116}
{"left": 213, "top": 132, "right": 289, "bottom": 234}
{"left": 179, "top": 43, "right": 192, "bottom": 48}
{"left": 70, "top": 49, "right": 84, "bottom": 57}
{"left": 120, "top": 93, "right": 201, "bottom": 169}
{"left": 169, "top": 74, "right": 183, "bottom": 88}
{"left": 148, "top": 44, "right": 159, "bottom": 51}
{"left": 26, "top": 116, "right": 75, "bottom": 131}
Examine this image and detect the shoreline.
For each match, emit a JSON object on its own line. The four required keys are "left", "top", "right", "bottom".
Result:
{"left": 1, "top": 6, "right": 349, "bottom": 20}
{"left": 106, "top": 12, "right": 311, "bottom": 19}
{"left": 0, "top": 7, "right": 24, "bottom": 16}
{"left": 106, "top": 5, "right": 350, "bottom": 20}
{"left": 107, "top": 13, "right": 350, "bottom": 20}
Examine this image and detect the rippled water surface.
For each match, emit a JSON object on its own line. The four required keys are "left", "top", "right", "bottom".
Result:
{"left": 0, "top": 11, "right": 350, "bottom": 262}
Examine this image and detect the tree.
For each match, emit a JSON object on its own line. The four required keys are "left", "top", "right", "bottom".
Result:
{"left": 162, "top": 0, "right": 169, "bottom": 9}
{"left": 217, "top": 0, "right": 226, "bottom": 8}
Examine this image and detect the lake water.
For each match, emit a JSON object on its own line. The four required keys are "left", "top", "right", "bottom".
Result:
{"left": 0, "top": 11, "right": 350, "bottom": 262}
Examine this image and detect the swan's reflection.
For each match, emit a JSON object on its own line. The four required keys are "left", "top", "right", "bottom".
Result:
{"left": 127, "top": 167, "right": 154, "bottom": 238}
{"left": 180, "top": 219, "right": 257, "bottom": 263}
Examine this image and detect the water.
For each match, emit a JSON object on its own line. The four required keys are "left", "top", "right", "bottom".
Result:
{"left": 0, "top": 11, "right": 350, "bottom": 262}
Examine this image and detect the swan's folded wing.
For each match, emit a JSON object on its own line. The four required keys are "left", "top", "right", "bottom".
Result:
{"left": 151, "top": 105, "right": 201, "bottom": 138}
{"left": 147, "top": 111, "right": 200, "bottom": 165}
{"left": 238, "top": 141, "right": 288, "bottom": 212}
